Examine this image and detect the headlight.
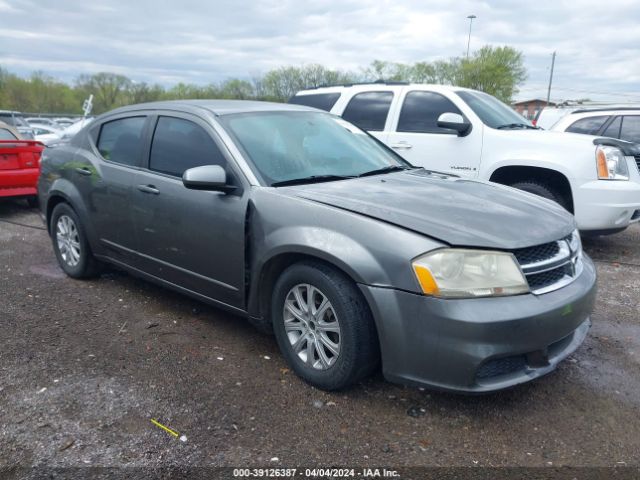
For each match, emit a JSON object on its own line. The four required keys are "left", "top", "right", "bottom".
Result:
{"left": 596, "top": 145, "right": 629, "bottom": 180}
{"left": 412, "top": 249, "right": 529, "bottom": 298}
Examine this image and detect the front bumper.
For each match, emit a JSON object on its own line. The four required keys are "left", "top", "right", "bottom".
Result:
{"left": 573, "top": 171, "right": 640, "bottom": 232}
{"left": 359, "top": 255, "right": 597, "bottom": 393}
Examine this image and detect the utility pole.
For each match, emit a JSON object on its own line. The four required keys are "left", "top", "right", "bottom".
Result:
{"left": 466, "top": 15, "right": 477, "bottom": 59}
{"left": 546, "top": 51, "right": 556, "bottom": 105}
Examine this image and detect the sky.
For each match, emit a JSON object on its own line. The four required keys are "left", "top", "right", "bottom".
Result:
{"left": 1, "top": 0, "right": 639, "bottom": 103}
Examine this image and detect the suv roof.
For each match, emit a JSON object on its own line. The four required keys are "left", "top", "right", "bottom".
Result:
{"left": 295, "top": 83, "right": 475, "bottom": 96}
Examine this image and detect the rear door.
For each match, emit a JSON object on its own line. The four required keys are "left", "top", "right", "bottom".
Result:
{"left": 339, "top": 90, "right": 395, "bottom": 143}
{"left": 87, "top": 114, "right": 150, "bottom": 264}
{"left": 385, "top": 88, "right": 482, "bottom": 176}
{"left": 131, "top": 112, "right": 248, "bottom": 309}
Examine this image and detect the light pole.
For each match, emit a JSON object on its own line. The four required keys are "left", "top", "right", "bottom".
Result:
{"left": 466, "top": 14, "right": 477, "bottom": 59}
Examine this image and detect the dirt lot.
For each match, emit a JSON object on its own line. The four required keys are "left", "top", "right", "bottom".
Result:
{"left": 1, "top": 198, "right": 639, "bottom": 472}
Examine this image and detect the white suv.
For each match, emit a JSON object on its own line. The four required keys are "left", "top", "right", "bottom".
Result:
{"left": 290, "top": 84, "right": 640, "bottom": 235}
{"left": 550, "top": 108, "right": 640, "bottom": 144}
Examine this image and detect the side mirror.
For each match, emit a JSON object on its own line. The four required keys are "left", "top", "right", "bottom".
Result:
{"left": 182, "top": 165, "right": 235, "bottom": 193}
{"left": 437, "top": 112, "right": 472, "bottom": 136}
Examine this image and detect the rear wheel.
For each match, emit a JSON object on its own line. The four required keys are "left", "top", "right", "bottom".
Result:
{"left": 510, "top": 180, "right": 570, "bottom": 211}
{"left": 50, "top": 203, "right": 101, "bottom": 278}
{"left": 272, "top": 261, "right": 379, "bottom": 390}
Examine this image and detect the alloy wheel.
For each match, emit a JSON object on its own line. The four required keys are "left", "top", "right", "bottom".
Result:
{"left": 283, "top": 283, "right": 341, "bottom": 370}
{"left": 56, "top": 215, "right": 81, "bottom": 267}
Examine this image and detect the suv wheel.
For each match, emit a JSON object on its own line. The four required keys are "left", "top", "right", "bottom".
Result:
{"left": 271, "top": 261, "right": 379, "bottom": 390}
{"left": 50, "top": 203, "right": 101, "bottom": 278}
{"left": 510, "top": 180, "right": 570, "bottom": 211}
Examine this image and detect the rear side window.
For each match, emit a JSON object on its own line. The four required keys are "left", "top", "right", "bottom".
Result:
{"left": 149, "top": 116, "right": 226, "bottom": 177}
{"left": 0, "top": 128, "right": 17, "bottom": 140}
{"left": 566, "top": 116, "right": 608, "bottom": 135}
{"left": 289, "top": 93, "right": 341, "bottom": 112}
{"left": 97, "top": 117, "right": 146, "bottom": 166}
{"left": 342, "top": 91, "right": 393, "bottom": 131}
{"left": 602, "top": 116, "right": 622, "bottom": 139}
{"left": 620, "top": 116, "right": 640, "bottom": 143}
{"left": 398, "top": 91, "right": 462, "bottom": 133}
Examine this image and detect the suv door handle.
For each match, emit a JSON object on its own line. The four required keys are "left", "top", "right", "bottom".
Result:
{"left": 390, "top": 142, "right": 413, "bottom": 150}
{"left": 137, "top": 184, "right": 160, "bottom": 195}
{"left": 75, "top": 167, "right": 92, "bottom": 176}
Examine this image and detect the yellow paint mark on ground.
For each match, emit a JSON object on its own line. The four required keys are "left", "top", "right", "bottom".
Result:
{"left": 151, "top": 418, "right": 179, "bottom": 438}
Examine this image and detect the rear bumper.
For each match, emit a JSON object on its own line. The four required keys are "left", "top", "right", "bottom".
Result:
{"left": 0, "top": 168, "right": 39, "bottom": 197}
{"left": 573, "top": 175, "right": 640, "bottom": 232}
{"left": 359, "top": 255, "right": 597, "bottom": 393}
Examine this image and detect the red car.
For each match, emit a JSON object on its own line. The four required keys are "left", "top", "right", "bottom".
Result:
{"left": 0, "top": 122, "right": 44, "bottom": 207}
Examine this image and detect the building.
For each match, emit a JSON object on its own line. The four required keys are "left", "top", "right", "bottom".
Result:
{"left": 512, "top": 99, "right": 556, "bottom": 120}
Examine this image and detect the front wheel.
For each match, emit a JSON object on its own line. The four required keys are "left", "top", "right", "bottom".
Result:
{"left": 271, "top": 261, "right": 379, "bottom": 391}
{"left": 509, "top": 180, "right": 571, "bottom": 211}
{"left": 50, "top": 203, "right": 101, "bottom": 278}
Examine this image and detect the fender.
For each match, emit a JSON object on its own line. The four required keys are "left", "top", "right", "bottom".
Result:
{"left": 46, "top": 177, "right": 100, "bottom": 251}
{"left": 485, "top": 158, "right": 576, "bottom": 183}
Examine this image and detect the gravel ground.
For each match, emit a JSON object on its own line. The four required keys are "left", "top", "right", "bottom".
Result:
{"left": 1, "top": 198, "right": 639, "bottom": 472}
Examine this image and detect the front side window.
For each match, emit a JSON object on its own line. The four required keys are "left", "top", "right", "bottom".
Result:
{"left": 149, "top": 116, "right": 226, "bottom": 177}
{"left": 457, "top": 90, "right": 533, "bottom": 129}
{"left": 0, "top": 128, "right": 17, "bottom": 140}
{"left": 566, "top": 116, "right": 609, "bottom": 135}
{"left": 288, "top": 93, "right": 341, "bottom": 112}
{"left": 97, "top": 116, "right": 146, "bottom": 166}
{"left": 620, "top": 116, "right": 640, "bottom": 143}
{"left": 397, "top": 91, "right": 463, "bottom": 133}
{"left": 220, "top": 111, "right": 409, "bottom": 186}
{"left": 342, "top": 92, "right": 393, "bottom": 131}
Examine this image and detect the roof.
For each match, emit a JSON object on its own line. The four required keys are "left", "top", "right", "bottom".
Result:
{"left": 107, "top": 99, "right": 316, "bottom": 117}
{"left": 295, "top": 83, "right": 477, "bottom": 96}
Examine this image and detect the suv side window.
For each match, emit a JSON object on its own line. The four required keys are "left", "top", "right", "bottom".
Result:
{"left": 397, "top": 91, "right": 462, "bottom": 133}
{"left": 149, "top": 116, "right": 226, "bottom": 177}
{"left": 620, "top": 116, "right": 640, "bottom": 143}
{"left": 342, "top": 91, "right": 393, "bottom": 131}
{"left": 566, "top": 116, "right": 609, "bottom": 135}
{"left": 602, "top": 116, "right": 622, "bottom": 139}
{"left": 97, "top": 116, "right": 146, "bottom": 166}
{"left": 289, "top": 93, "right": 341, "bottom": 112}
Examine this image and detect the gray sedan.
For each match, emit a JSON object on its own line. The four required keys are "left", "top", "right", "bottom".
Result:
{"left": 38, "top": 100, "right": 596, "bottom": 392}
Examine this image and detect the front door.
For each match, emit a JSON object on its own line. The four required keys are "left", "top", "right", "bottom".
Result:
{"left": 131, "top": 114, "right": 248, "bottom": 309}
{"left": 385, "top": 89, "right": 482, "bottom": 177}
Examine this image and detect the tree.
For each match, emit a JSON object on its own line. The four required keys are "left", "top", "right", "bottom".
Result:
{"left": 363, "top": 45, "right": 527, "bottom": 103}
{"left": 76, "top": 72, "right": 132, "bottom": 112}
{"left": 458, "top": 46, "right": 527, "bottom": 103}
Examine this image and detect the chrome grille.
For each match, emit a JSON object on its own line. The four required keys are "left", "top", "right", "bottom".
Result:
{"left": 512, "top": 232, "right": 582, "bottom": 294}
{"left": 634, "top": 154, "right": 640, "bottom": 173}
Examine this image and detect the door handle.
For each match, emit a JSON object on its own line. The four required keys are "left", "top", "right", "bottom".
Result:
{"left": 137, "top": 184, "right": 160, "bottom": 195}
{"left": 75, "top": 167, "right": 92, "bottom": 176}
{"left": 390, "top": 142, "right": 413, "bottom": 150}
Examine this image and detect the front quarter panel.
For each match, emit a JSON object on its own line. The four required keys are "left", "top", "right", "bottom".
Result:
{"left": 248, "top": 187, "right": 445, "bottom": 312}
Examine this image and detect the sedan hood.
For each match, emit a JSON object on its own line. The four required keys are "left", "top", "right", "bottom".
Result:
{"left": 282, "top": 170, "right": 574, "bottom": 249}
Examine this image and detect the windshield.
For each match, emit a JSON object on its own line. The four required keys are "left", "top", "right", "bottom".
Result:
{"left": 220, "top": 111, "right": 410, "bottom": 186}
{"left": 457, "top": 90, "right": 532, "bottom": 129}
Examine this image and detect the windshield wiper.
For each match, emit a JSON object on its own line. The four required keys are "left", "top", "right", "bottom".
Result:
{"left": 357, "top": 165, "right": 413, "bottom": 178}
{"left": 271, "top": 174, "right": 355, "bottom": 187}
{"left": 496, "top": 123, "right": 539, "bottom": 130}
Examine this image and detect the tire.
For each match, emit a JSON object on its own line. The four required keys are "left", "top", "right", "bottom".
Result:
{"left": 509, "top": 180, "right": 570, "bottom": 211}
{"left": 50, "top": 203, "right": 101, "bottom": 278}
{"left": 26, "top": 196, "right": 39, "bottom": 208}
{"left": 271, "top": 261, "right": 379, "bottom": 391}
